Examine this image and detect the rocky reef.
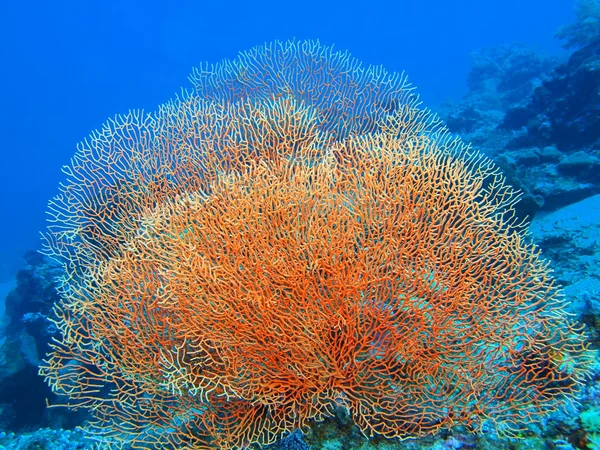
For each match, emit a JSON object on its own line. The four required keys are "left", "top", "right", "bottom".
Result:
{"left": 438, "top": 1, "right": 600, "bottom": 219}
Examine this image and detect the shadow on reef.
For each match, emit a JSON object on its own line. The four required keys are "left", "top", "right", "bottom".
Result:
{"left": 0, "top": 251, "right": 87, "bottom": 432}
{"left": 501, "top": 37, "right": 600, "bottom": 153}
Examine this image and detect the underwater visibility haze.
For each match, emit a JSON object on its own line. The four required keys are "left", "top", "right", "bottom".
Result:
{"left": 0, "top": 1, "right": 599, "bottom": 449}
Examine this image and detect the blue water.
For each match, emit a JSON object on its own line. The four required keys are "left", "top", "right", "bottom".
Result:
{"left": 0, "top": 0, "right": 572, "bottom": 283}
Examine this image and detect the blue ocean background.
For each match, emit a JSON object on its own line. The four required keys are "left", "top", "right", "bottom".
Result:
{"left": 1, "top": 1, "right": 600, "bottom": 449}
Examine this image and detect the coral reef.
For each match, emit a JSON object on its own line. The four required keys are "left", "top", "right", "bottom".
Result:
{"left": 555, "top": 0, "right": 600, "bottom": 50}
{"left": 502, "top": 39, "right": 600, "bottom": 152}
{"left": 0, "top": 428, "right": 92, "bottom": 450}
{"left": 442, "top": 44, "right": 558, "bottom": 141}
{"left": 0, "top": 252, "right": 84, "bottom": 431}
{"left": 437, "top": 4, "right": 600, "bottom": 217}
{"left": 38, "top": 41, "right": 594, "bottom": 449}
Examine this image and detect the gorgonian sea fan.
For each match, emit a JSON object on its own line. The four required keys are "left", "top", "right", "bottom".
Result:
{"left": 40, "top": 40, "right": 594, "bottom": 449}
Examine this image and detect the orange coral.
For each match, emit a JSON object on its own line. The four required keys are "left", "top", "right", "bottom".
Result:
{"left": 40, "top": 41, "right": 593, "bottom": 449}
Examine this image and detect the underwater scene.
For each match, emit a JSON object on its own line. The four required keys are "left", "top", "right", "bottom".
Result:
{"left": 0, "top": 1, "right": 599, "bottom": 449}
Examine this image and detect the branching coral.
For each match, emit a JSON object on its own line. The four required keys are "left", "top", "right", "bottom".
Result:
{"left": 39, "top": 41, "right": 594, "bottom": 449}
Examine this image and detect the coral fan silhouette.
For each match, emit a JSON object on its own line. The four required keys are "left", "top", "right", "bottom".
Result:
{"left": 40, "top": 41, "right": 593, "bottom": 449}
